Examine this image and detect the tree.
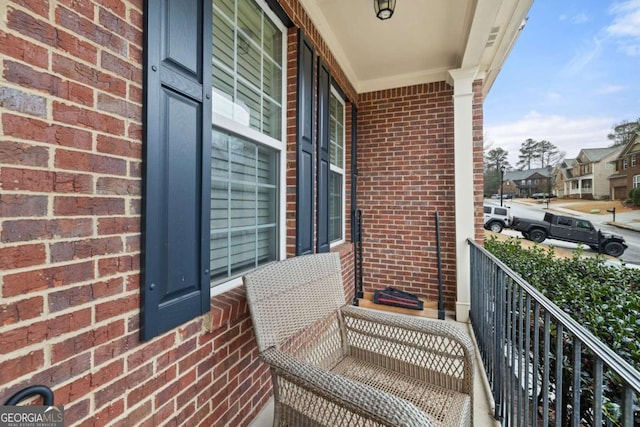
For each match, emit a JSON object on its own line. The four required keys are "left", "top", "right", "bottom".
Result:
{"left": 485, "top": 147, "right": 510, "bottom": 171}
{"left": 608, "top": 119, "right": 640, "bottom": 147}
{"left": 536, "top": 140, "right": 560, "bottom": 168}
{"left": 516, "top": 138, "right": 538, "bottom": 170}
{"left": 516, "top": 139, "right": 562, "bottom": 169}
{"left": 483, "top": 148, "right": 511, "bottom": 196}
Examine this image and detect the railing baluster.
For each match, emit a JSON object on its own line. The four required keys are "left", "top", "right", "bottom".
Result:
{"left": 467, "top": 241, "right": 640, "bottom": 427}
{"left": 510, "top": 279, "right": 517, "bottom": 427}
{"left": 495, "top": 268, "right": 505, "bottom": 422}
{"left": 555, "top": 323, "right": 564, "bottom": 427}
{"left": 542, "top": 311, "right": 550, "bottom": 427}
{"left": 531, "top": 300, "right": 539, "bottom": 427}
{"left": 572, "top": 339, "right": 582, "bottom": 427}
{"left": 593, "top": 357, "right": 603, "bottom": 427}
{"left": 518, "top": 287, "right": 525, "bottom": 427}
{"left": 621, "top": 385, "right": 633, "bottom": 427}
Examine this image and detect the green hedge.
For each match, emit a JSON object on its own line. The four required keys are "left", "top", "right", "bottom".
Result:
{"left": 485, "top": 236, "right": 640, "bottom": 370}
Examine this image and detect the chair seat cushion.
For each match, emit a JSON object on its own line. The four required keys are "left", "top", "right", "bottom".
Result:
{"left": 331, "top": 356, "right": 471, "bottom": 427}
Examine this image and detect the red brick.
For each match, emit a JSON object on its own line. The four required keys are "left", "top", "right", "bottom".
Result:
{"left": 0, "top": 243, "right": 46, "bottom": 269}
{"left": 0, "top": 141, "right": 49, "bottom": 167}
{"left": 50, "top": 236, "right": 123, "bottom": 263}
{"left": 61, "top": 398, "right": 90, "bottom": 426}
{"left": 1, "top": 218, "right": 93, "bottom": 243}
{"left": 93, "top": 399, "right": 125, "bottom": 427}
{"left": 0, "top": 351, "right": 44, "bottom": 384}
{"left": 98, "top": 217, "right": 140, "bottom": 235}
{"left": 93, "top": 332, "right": 139, "bottom": 367}
{"left": 58, "top": 28, "right": 99, "bottom": 63}
{"left": 53, "top": 102, "right": 125, "bottom": 135}
{"left": 126, "top": 333, "right": 175, "bottom": 370}
{"left": 96, "top": 176, "right": 141, "bottom": 196}
{"left": 97, "top": 254, "right": 138, "bottom": 275}
{"left": 56, "top": 149, "right": 127, "bottom": 176}
{"left": 0, "top": 296, "right": 43, "bottom": 327}
{"left": 0, "top": 86, "right": 47, "bottom": 117}
{"left": 94, "top": 362, "right": 152, "bottom": 407}
{"left": 0, "top": 194, "right": 47, "bottom": 217}
{"left": 1, "top": 168, "right": 54, "bottom": 192}
{"left": 95, "top": 295, "right": 139, "bottom": 322}
{"left": 55, "top": 374, "right": 91, "bottom": 403}
{"left": 2, "top": 261, "right": 94, "bottom": 297}
{"left": 97, "top": 92, "right": 141, "bottom": 120}
{"left": 7, "top": 8, "right": 57, "bottom": 46}
{"left": 96, "top": 134, "right": 141, "bottom": 158}
{"left": 52, "top": 320, "right": 124, "bottom": 363}
{"left": 0, "top": 31, "right": 49, "bottom": 68}
{"left": 2, "top": 113, "right": 93, "bottom": 149}
{"left": 128, "top": 122, "right": 142, "bottom": 140}
{"left": 54, "top": 196, "right": 125, "bottom": 216}
{"left": 55, "top": 6, "right": 127, "bottom": 56}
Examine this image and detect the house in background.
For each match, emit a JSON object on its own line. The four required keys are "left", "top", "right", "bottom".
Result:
{"left": 561, "top": 146, "right": 622, "bottom": 199}
{"left": 552, "top": 158, "right": 575, "bottom": 198}
{"left": 611, "top": 132, "right": 640, "bottom": 200}
{"left": 503, "top": 167, "right": 553, "bottom": 197}
{"left": 0, "top": 0, "right": 532, "bottom": 425}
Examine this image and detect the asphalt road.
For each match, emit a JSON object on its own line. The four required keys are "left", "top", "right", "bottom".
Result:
{"left": 485, "top": 199, "right": 640, "bottom": 267}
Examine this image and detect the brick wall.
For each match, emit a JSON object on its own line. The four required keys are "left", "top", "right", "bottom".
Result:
{"left": 0, "top": 0, "right": 356, "bottom": 426}
{"left": 357, "top": 81, "right": 484, "bottom": 310}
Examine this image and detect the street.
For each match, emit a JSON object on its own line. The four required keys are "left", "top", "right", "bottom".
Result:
{"left": 485, "top": 199, "right": 640, "bottom": 266}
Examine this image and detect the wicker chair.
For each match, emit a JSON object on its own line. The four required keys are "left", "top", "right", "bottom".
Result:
{"left": 243, "top": 253, "right": 474, "bottom": 427}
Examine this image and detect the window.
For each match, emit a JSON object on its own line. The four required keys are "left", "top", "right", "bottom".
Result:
{"left": 632, "top": 155, "right": 637, "bottom": 167}
{"left": 624, "top": 158, "right": 628, "bottom": 170}
{"left": 211, "top": 0, "right": 286, "bottom": 287}
{"left": 634, "top": 175, "right": 640, "bottom": 189}
{"left": 329, "top": 89, "right": 345, "bottom": 244}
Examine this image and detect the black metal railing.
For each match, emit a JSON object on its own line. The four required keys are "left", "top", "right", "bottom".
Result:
{"left": 469, "top": 239, "right": 640, "bottom": 426}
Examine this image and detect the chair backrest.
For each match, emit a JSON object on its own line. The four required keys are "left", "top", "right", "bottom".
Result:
{"left": 243, "top": 253, "right": 346, "bottom": 353}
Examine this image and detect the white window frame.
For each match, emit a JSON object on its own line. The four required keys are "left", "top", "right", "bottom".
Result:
{"left": 632, "top": 155, "right": 637, "bottom": 167}
{"left": 633, "top": 175, "right": 640, "bottom": 189}
{"left": 211, "top": 0, "right": 287, "bottom": 296}
{"left": 329, "top": 87, "right": 346, "bottom": 247}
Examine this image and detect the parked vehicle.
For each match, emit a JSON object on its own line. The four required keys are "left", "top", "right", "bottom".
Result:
{"left": 483, "top": 205, "right": 513, "bottom": 233}
{"left": 530, "top": 192, "right": 557, "bottom": 199}
{"left": 511, "top": 212, "right": 627, "bottom": 256}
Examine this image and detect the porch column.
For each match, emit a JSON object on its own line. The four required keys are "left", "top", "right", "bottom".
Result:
{"left": 448, "top": 67, "right": 478, "bottom": 323}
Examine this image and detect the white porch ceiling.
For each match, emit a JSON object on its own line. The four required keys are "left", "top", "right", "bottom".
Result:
{"left": 297, "top": 0, "right": 533, "bottom": 97}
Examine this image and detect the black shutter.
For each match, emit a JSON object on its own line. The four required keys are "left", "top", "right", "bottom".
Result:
{"left": 296, "top": 31, "right": 315, "bottom": 255}
{"left": 142, "top": 0, "right": 212, "bottom": 340}
{"left": 316, "top": 59, "right": 330, "bottom": 253}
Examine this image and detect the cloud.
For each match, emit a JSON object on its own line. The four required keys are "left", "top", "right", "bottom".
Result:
{"left": 485, "top": 112, "right": 614, "bottom": 166}
{"left": 572, "top": 13, "right": 590, "bottom": 24}
{"left": 558, "top": 13, "right": 589, "bottom": 24}
{"left": 607, "top": 0, "right": 640, "bottom": 55}
{"left": 595, "top": 84, "right": 626, "bottom": 94}
{"left": 562, "top": 37, "right": 603, "bottom": 75}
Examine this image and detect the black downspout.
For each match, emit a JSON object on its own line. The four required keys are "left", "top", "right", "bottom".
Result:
{"left": 351, "top": 105, "right": 363, "bottom": 305}
{"left": 435, "top": 212, "right": 445, "bottom": 320}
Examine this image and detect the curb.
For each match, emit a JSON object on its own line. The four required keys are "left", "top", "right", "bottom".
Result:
{"left": 607, "top": 221, "right": 640, "bottom": 233}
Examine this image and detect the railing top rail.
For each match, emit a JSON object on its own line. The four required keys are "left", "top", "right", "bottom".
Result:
{"left": 468, "top": 238, "right": 640, "bottom": 392}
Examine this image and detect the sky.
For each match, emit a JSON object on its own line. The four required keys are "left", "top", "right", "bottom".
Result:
{"left": 484, "top": 0, "right": 640, "bottom": 169}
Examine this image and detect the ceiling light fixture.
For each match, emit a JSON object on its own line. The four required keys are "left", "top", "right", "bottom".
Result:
{"left": 374, "top": 0, "right": 395, "bottom": 20}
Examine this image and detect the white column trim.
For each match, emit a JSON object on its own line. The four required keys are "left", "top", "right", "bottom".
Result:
{"left": 448, "top": 67, "right": 478, "bottom": 323}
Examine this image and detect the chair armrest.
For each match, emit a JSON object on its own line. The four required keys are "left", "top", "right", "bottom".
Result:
{"left": 261, "top": 347, "right": 434, "bottom": 427}
{"left": 340, "top": 305, "right": 475, "bottom": 395}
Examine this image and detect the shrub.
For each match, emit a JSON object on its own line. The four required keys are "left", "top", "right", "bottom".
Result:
{"left": 485, "top": 236, "right": 640, "bottom": 370}
{"left": 485, "top": 237, "right": 640, "bottom": 425}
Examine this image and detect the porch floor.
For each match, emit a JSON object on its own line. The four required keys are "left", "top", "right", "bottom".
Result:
{"left": 250, "top": 303, "right": 498, "bottom": 426}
